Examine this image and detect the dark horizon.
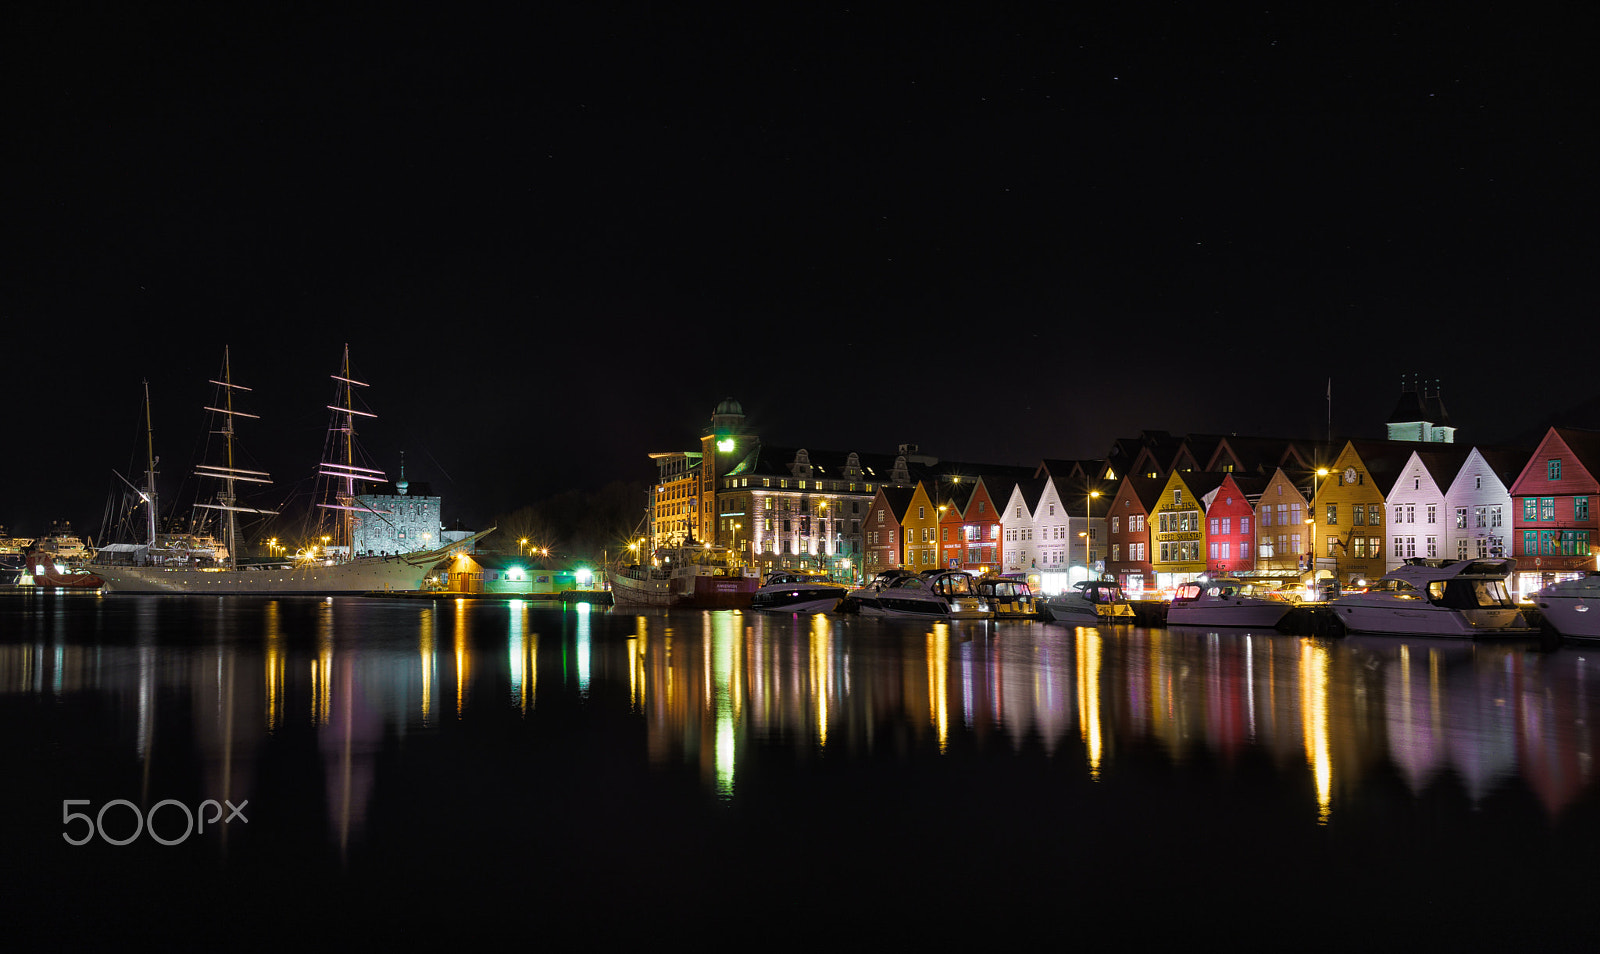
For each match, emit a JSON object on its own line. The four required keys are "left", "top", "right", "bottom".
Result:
{"left": 5, "top": 7, "right": 1594, "bottom": 536}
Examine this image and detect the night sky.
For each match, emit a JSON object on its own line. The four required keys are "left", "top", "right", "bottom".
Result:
{"left": 4, "top": 5, "right": 1594, "bottom": 537}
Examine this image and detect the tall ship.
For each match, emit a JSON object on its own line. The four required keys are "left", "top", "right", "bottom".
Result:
{"left": 92, "top": 347, "right": 479, "bottom": 595}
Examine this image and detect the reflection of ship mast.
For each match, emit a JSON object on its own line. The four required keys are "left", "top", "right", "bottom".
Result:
{"left": 194, "top": 348, "right": 276, "bottom": 570}
{"left": 318, "top": 344, "right": 386, "bottom": 557}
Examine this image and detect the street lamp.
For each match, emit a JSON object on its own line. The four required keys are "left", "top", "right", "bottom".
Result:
{"left": 1308, "top": 467, "right": 1330, "bottom": 596}
{"left": 519, "top": 537, "right": 528, "bottom": 556}
{"left": 1085, "top": 489, "right": 1101, "bottom": 582}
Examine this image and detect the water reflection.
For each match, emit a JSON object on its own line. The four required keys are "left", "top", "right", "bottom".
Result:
{"left": 4, "top": 598, "right": 1600, "bottom": 849}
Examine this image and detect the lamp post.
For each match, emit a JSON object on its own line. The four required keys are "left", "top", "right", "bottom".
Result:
{"left": 1308, "top": 467, "right": 1330, "bottom": 596}
{"left": 1085, "top": 489, "right": 1101, "bottom": 583}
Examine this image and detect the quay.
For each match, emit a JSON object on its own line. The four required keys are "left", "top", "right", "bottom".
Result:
{"left": 360, "top": 589, "right": 614, "bottom": 605}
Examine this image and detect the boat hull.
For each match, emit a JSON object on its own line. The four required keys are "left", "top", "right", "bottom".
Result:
{"left": 1535, "top": 581, "right": 1600, "bottom": 639}
{"left": 608, "top": 569, "right": 758, "bottom": 609}
{"left": 750, "top": 587, "right": 847, "bottom": 614}
{"left": 1332, "top": 601, "right": 1535, "bottom": 638}
{"left": 1167, "top": 600, "right": 1291, "bottom": 629}
{"left": 91, "top": 556, "right": 434, "bottom": 595}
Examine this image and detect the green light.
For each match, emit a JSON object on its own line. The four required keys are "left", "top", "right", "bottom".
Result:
{"left": 717, "top": 438, "right": 735, "bottom": 452}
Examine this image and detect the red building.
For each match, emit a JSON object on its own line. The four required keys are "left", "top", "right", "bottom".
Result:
{"left": 1104, "top": 475, "right": 1165, "bottom": 596}
{"left": 1205, "top": 475, "right": 1265, "bottom": 576}
{"left": 862, "top": 486, "right": 916, "bottom": 575}
{"left": 1508, "top": 427, "right": 1600, "bottom": 597}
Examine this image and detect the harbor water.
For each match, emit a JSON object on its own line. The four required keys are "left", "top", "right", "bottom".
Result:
{"left": 3, "top": 593, "right": 1598, "bottom": 947}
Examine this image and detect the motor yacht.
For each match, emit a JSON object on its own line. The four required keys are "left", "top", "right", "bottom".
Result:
{"left": 750, "top": 570, "right": 850, "bottom": 614}
{"left": 859, "top": 569, "right": 991, "bottom": 620}
{"left": 1041, "top": 579, "right": 1137, "bottom": 626}
{"left": 1167, "top": 579, "right": 1292, "bottom": 629}
{"left": 974, "top": 576, "right": 1041, "bottom": 619}
{"left": 835, "top": 568, "right": 916, "bottom": 614}
{"left": 1533, "top": 572, "right": 1600, "bottom": 640}
{"left": 1329, "top": 558, "right": 1536, "bottom": 638}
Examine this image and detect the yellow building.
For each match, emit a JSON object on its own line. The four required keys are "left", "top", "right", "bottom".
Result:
{"left": 901, "top": 481, "right": 942, "bottom": 573}
{"left": 1254, "top": 467, "right": 1311, "bottom": 579}
{"left": 1313, "top": 441, "right": 1395, "bottom": 587}
{"left": 1149, "top": 472, "right": 1226, "bottom": 591}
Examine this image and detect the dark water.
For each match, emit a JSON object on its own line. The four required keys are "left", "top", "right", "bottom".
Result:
{"left": 4, "top": 592, "right": 1599, "bottom": 947}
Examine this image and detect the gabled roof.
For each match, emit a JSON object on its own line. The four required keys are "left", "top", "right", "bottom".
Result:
{"left": 876, "top": 486, "right": 918, "bottom": 522}
{"left": 1407, "top": 447, "right": 1474, "bottom": 491}
{"left": 1116, "top": 474, "right": 1168, "bottom": 513}
{"left": 1343, "top": 440, "right": 1417, "bottom": 496}
{"left": 1165, "top": 471, "right": 1230, "bottom": 504}
{"left": 1014, "top": 477, "right": 1048, "bottom": 515}
{"left": 1512, "top": 427, "right": 1600, "bottom": 491}
{"left": 1474, "top": 444, "right": 1533, "bottom": 486}
{"left": 1206, "top": 436, "right": 1317, "bottom": 476}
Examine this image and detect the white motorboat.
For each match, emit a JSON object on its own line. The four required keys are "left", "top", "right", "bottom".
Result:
{"left": 1041, "top": 580, "right": 1136, "bottom": 626}
{"left": 857, "top": 569, "right": 991, "bottom": 620}
{"left": 835, "top": 568, "right": 916, "bottom": 614}
{"left": 1329, "top": 558, "right": 1537, "bottom": 638}
{"left": 1533, "top": 573, "right": 1600, "bottom": 640}
{"left": 750, "top": 570, "right": 849, "bottom": 614}
{"left": 1167, "top": 579, "right": 1292, "bottom": 630}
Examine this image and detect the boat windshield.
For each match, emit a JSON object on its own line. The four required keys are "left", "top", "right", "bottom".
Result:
{"left": 1428, "top": 578, "right": 1514, "bottom": 608}
{"left": 933, "top": 574, "right": 975, "bottom": 596}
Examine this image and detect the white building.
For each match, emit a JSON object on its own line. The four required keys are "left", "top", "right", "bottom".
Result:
{"left": 1441, "top": 446, "right": 1519, "bottom": 564}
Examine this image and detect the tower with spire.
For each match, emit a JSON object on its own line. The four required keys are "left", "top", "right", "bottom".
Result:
{"left": 1386, "top": 374, "right": 1455, "bottom": 443}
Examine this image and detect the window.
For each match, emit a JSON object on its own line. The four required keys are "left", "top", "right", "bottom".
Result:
{"left": 1327, "top": 503, "right": 1338, "bottom": 525}
{"left": 1426, "top": 536, "right": 1437, "bottom": 557}
{"left": 1455, "top": 508, "right": 1467, "bottom": 529}
{"left": 918, "top": 506, "right": 925, "bottom": 519}
{"left": 1405, "top": 505, "right": 1415, "bottom": 524}
{"left": 1394, "top": 537, "right": 1405, "bottom": 558}
{"left": 1549, "top": 459, "right": 1563, "bottom": 481}
{"left": 1209, "top": 518, "right": 1219, "bottom": 534}
{"left": 1369, "top": 504, "right": 1381, "bottom": 525}
{"left": 1240, "top": 517, "right": 1249, "bottom": 534}
{"left": 1490, "top": 506, "right": 1502, "bottom": 528}
{"left": 1427, "top": 504, "right": 1436, "bottom": 524}
{"left": 1354, "top": 507, "right": 1365, "bottom": 526}
{"left": 1112, "top": 516, "right": 1120, "bottom": 533}
{"left": 1458, "top": 538, "right": 1469, "bottom": 560}
{"left": 1578, "top": 497, "right": 1591, "bottom": 521}
{"left": 1405, "top": 537, "right": 1416, "bottom": 558}
{"left": 1542, "top": 497, "right": 1556, "bottom": 521}
{"left": 1261, "top": 507, "right": 1272, "bottom": 527}
{"left": 1327, "top": 538, "right": 1338, "bottom": 557}
{"left": 1524, "top": 499, "right": 1537, "bottom": 521}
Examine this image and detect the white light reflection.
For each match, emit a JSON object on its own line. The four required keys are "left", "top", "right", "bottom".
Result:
{"left": 575, "top": 602, "right": 592, "bottom": 696}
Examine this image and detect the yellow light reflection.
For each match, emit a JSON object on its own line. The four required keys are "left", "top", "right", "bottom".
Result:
{"left": 264, "top": 601, "right": 284, "bottom": 732}
{"left": 810, "top": 614, "right": 833, "bottom": 747}
{"left": 312, "top": 602, "right": 333, "bottom": 725}
{"left": 419, "top": 607, "right": 435, "bottom": 726}
{"left": 927, "top": 624, "right": 950, "bottom": 752}
{"left": 1077, "top": 627, "right": 1104, "bottom": 780}
{"left": 455, "top": 600, "right": 470, "bottom": 718}
{"left": 1299, "top": 640, "right": 1333, "bottom": 824}
{"left": 711, "top": 612, "right": 741, "bottom": 799}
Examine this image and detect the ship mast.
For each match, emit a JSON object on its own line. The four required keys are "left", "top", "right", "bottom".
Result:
{"left": 141, "top": 379, "right": 159, "bottom": 549}
{"left": 318, "top": 344, "right": 385, "bottom": 558}
{"left": 194, "top": 346, "right": 275, "bottom": 570}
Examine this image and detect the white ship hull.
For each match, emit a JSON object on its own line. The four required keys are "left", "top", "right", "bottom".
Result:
{"left": 1168, "top": 599, "right": 1291, "bottom": 629}
{"left": 93, "top": 554, "right": 437, "bottom": 595}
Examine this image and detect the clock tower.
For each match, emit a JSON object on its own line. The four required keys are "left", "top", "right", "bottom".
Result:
{"left": 699, "top": 399, "right": 755, "bottom": 549}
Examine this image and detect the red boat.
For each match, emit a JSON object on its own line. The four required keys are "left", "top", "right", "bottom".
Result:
{"left": 27, "top": 558, "right": 104, "bottom": 589}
